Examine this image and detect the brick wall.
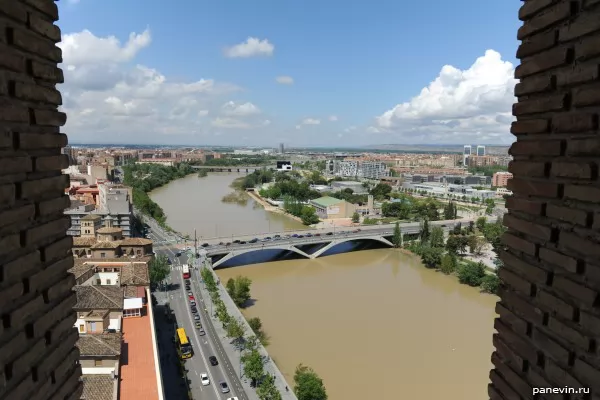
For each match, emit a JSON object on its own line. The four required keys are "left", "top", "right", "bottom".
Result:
{"left": 491, "top": 1, "right": 600, "bottom": 399}
{"left": 0, "top": 1, "right": 82, "bottom": 400}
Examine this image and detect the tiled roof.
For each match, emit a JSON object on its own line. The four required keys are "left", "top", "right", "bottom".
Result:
{"left": 97, "top": 227, "right": 123, "bottom": 234}
{"left": 69, "top": 261, "right": 95, "bottom": 280}
{"left": 310, "top": 196, "right": 344, "bottom": 207}
{"left": 77, "top": 333, "right": 122, "bottom": 356}
{"left": 81, "top": 214, "right": 102, "bottom": 221}
{"left": 91, "top": 241, "right": 121, "bottom": 249}
{"left": 73, "top": 236, "right": 98, "bottom": 247}
{"left": 80, "top": 375, "right": 116, "bottom": 400}
{"left": 74, "top": 286, "right": 124, "bottom": 310}
{"left": 86, "top": 310, "right": 110, "bottom": 319}
{"left": 120, "top": 263, "right": 150, "bottom": 286}
{"left": 120, "top": 238, "right": 153, "bottom": 246}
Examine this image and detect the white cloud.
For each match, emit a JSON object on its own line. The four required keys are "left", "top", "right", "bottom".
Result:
{"left": 295, "top": 118, "right": 321, "bottom": 129}
{"left": 211, "top": 117, "right": 252, "bottom": 129}
{"left": 275, "top": 76, "right": 294, "bottom": 85}
{"left": 372, "top": 49, "right": 516, "bottom": 143}
{"left": 328, "top": 115, "right": 338, "bottom": 122}
{"left": 58, "top": 29, "right": 243, "bottom": 142}
{"left": 224, "top": 37, "right": 274, "bottom": 58}
{"left": 221, "top": 101, "right": 261, "bottom": 116}
{"left": 344, "top": 126, "right": 356, "bottom": 133}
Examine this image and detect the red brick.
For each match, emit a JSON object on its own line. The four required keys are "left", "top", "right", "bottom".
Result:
{"left": 514, "top": 74, "right": 554, "bottom": 96}
{"left": 19, "top": 133, "right": 68, "bottom": 149}
{"left": 509, "top": 139, "right": 563, "bottom": 156}
{"left": 504, "top": 214, "right": 553, "bottom": 241}
{"left": 491, "top": 352, "right": 533, "bottom": 396}
{"left": 556, "top": 64, "right": 600, "bottom": 87}
{"left": 515, "top": 47, "right": 571, "bottom": 78}
{"left": 565, "top": 184, "right": 600, "bottom": 203}
{"left": 512, "top": 94, "right": 566, "bottom": 115}
{"left": 493, "top": 334, "right": 526, "bottom": 371}
{"left": 502, "top": 249, "right": 548, "bottom": 284}
{"left": 573, "top": 83, "right": 600, "bottom": 107}
{"left": 498, "top": 267, "right": 533, "bottom": 296}
{"left": 573, "top": 359, "right": 600, "bottom": 392}
{"left": 516, "top": 30, "right": 557, "bottom": 59}
{"left": 508, "top": 161, "right": 547, "bottom": 177}
{"left": 506, "top": 197, "right": 545, "bottom": 216}
{"left": 518, "top": 2, "right": 572, "bottom": 39}
{"left": 502, "top": 232, "right": 538, "bottom": 255}
{"left": 33, "top": 109, "right": 66, "bottom": 127}
{"left": 546, "top": 203, "right": 589, "bottom": 226}
{"left": 568, "top": 137, "right": 600, "bottom": 156}
{"left": 518, "top": 0, "right": 557, "bottom": 21}
{"left": 507, "top": 178, "right": 561, "bottom": 198}
{"left": 34, "top": 155, "right": 69, "bottom": 172}
{"left": 496, "top": 304, "right": 528, "bottom": 335}
{"left": 554, "top": 276, "right": 597, "bottom": 306}
{"left": 510, "top": 119, "right": 549, "bottom": 134}
{"left": 494, "top": 318, "right": 539, "bottom": 361}
{"left": 559, "top": 11, "right": 600, "bottom": 42}
{"left": 559, "top": 231, "right": 600, "bottom": 258}
{"left": 551, "top": 162, "right": 595, "bottom": 179}
{"left": 548, "top": 317, "right": 589, "bottom": 349}
{"left": 537, "top": 290, "right": 575, "bottom": 319}
{"left": 576, "top": 35, "right": 600, "bottom": 60}
{"left": 552, "top": 112, "right": 598, "bottom": 132}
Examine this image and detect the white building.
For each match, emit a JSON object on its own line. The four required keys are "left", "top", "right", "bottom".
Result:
{"left": 463, "top": 145, "right": 472, "bottom": 166}
{"left": 326, "top": 160, "right": 389, "bottom": 179}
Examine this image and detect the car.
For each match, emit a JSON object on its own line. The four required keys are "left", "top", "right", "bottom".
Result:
{"left": 166, "top": 258, "right": 172, "bottom": 265}
{"left": 291, "top": 234, "right": 298, "bottom": 238}
{"left": 200, "top": 373, "right": 210, "bottom": 386}
{"left": 239, "top": 241, "right": 246, "bottom": 244}
{"left": 209, "top": 356, "right": 218, "bottom": 366}
{"left": 198, "top": 327, "right": 206, "bottom": 335}
{"left": 325, "top": 232, "right": 333, "bottom": 236}
{"left": 315, "top": 233, "right": 321, "bottom": 236}
{"left": 249, "top": 238, "right": 258, "bottom": 243}
{"left": 297, "top": 235, "right": 304, "bottom": 238}
{"left": 194, "top": 314, "right": 200, "bottom": 321}
{"left": 233, "top": 239, "right": 240, "bottom": 244}
{"left": 219, "top": 382, "right": 230, "bottom": 393}
{"left": 195, "top": 321, "right": 202, "bottom": 329}
{"left": 185, "top": 285, "right": 191, "bottom": 291}
{"left": 273, "top": 236, "right": 281, "bottom": 240}
{"left": 185, "top": 279, "right": 191, "bottom": 285}
{"left": 353, "top": 229, "right": 359, "bottom": 233}
{"left": 218, "top": 242, "right": 224, "bottom": 245}
{"left": 265, "top": 236, "right": 272, "bottom": 240}
{"left": 188, "top": 293, "right": 193, "bottom": 298}
{"left": 190, "top": 300, "right": 196, "bottom": 306}
{"left": 306, "top": 233, "right": 313, "bottom": 237}
{"left": 274, "top": 234, "right": 281, "bottom": 238}
{"left": 191, "top": 306, "right": 198, "bottom": 313}
{"left": 175, "top": 252, "right": 182, "bottom": 257}
{"left": 226, "top": 398, "right": 239, "bottom": 400}
{"left": 202, "top": 243, "right": 209, "bottom": 247}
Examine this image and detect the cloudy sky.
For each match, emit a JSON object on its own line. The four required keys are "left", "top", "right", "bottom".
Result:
{"left": 58, "top": 0, "right": 521, "bottom": 147}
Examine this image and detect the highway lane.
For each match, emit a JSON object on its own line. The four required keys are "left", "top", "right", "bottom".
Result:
{"left": 149, "top": 227, "right": 246, "bottom": 400}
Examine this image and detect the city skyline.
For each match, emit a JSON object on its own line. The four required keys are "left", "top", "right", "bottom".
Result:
{"left": 57, "top": 0, "right": 520, "bottom": 147}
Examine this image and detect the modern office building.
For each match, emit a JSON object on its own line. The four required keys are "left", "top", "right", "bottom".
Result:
{"left": 463, "top": 145, "right": 472, "bottom": 166}
{"left": 476, "top": 145, "right": 486, "bottom": 156}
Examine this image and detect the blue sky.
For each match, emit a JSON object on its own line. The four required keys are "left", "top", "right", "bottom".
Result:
{"left": 58, "top": 0, "right": 521, "bottom": 147}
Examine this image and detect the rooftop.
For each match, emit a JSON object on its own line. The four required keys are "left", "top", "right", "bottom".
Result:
{"left": 80, "top": 375, "right": 116, "bottom": 400}
{"left": 97, "top": 227, "right": 123, "bottom": 234}
{"left": 91, "top": 241, "right": 121, "bottom": 249}
{"left": 73, "top": 236, "right": 98, "bottom": 247}
{"left": 120, "top": 263, "right": 150, "bottom": 286}
{"left": 120, "top": 238, "right": 153, "bottom": 246}
{"left": 74, "top": 286, "right": 124, "bottom": 310}
{"left": 119, "top": 304, "right": 159, "bottom": 400}
{"left": 311, "top": 196, "right": 344, "bottom": 207}
{"left": 81, "top": 214, "right": 102, "bottom": 221}
{"left": 77, "top": 333, "right": 122, "bottom": 357}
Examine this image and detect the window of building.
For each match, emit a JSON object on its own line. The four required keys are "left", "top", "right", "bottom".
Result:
{"left": 100, "top": 253, "right": 106, "bottom": 258}
{"left": 96, "top": 279, "right": 101, "bottom": 285}
{"left": 79, "top": 325, "right": 85, "bottom": 333}
{"left": 137, "top": 250, "right": 141, "bottom": 255}
{"left": 94, "top": 360, "right": 102, "bottom": 367}
{"left": 106, "top": 279, "right": 111, "bottom": 285}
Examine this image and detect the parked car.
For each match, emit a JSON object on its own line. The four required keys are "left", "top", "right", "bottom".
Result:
{"left": 209, "top": 356, "right": 218, "bottom": 366}
{"left": 202, "top": 243, "right": 209, "bottom": 247}
{"left": 190, "top": 300, "right": 196, "bottom": 306}
{"left": 326, "top": 232, "right": 333, "bottom": 236}
{"left": 175, "top": 252, "right": 181, "bottom": 257}
{"left": 191, "top": 306, "right": 198, "bottom": 313}
{"left": 185, "top": 285, "right": 191, "bottom": 291}
{"left": 306, "top": 233, "right": 313, "bottom": 237}
{"left": 185, "top": 279, "right": 191, "bottom": 285}
{"left": 194, "top": 314, "right": 200, "bottom": 321}
{"left": 249, "top": 238, "right": 258, "bottom": 243}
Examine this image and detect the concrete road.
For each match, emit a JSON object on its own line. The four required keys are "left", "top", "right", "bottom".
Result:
{"left": 149, "top": 226, "right": 248, "bottom": 400}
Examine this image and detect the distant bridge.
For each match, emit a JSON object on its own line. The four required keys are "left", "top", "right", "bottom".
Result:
{"left": 203, "top": 219, "right": 466, "bottom": 268}
{"left": 192, "top": 165, "right": 274, "bottom": 173}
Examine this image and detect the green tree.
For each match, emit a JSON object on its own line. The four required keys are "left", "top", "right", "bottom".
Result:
{"left": 242, "top": 349, "right": 265, "bottom": 386}
{"left": 257, "top": 374, "right": 282, "bottom": 400}
{"left": 419, "top": 246, "right": 443, "bottom": 269}
{"left": 197, "top": 169, "right": 208, "bottom": 177}
{"left": 226, "top": 317, "right": 246, "bottom": 344}
{"left": 226, "top": 276, "right": 253, "bottom": 307}
{"left": 482, "top": 218, "right": 506, "bottom": 254}
{"left": 429, "top": 226, "right": 445, "bottom": 248}
{"left": 294, "top": 364, "right": 328, "bottom": 400}
{"left": 248, "top": 317, "right": 263, "bottom": 333}
{"left": 476, "top": 216, "right": 487, "bottom": 232}
{"left": 300, "top": 206, "right": 320, "bottom": 225}
{"left": 351, "top": 211, "right": 360, "bottom": 223}
{"left": 149, "top": 255, "right": 170, "bottom": 285}
{"left": 457, "top": 261, "right": 486, "bottom": 286}
{"left": 392, "top": 222, "right": 402, "bottom": 248}
{"left": 420, "top": 219, "right": 430, "bottom": 244}
{"left": 201, "top": 268, "right": 218, "bottom": 292}
{"left": 481, "top": 274, "right": 500, "bottom": 294}
{"left": 440, "top": 254, "right": 457, "bottom": 275}
{"left": 370, "top": 183, "right": 392, "bottom": 200}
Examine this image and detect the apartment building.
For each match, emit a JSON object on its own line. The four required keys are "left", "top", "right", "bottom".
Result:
{"left": 326, "top": 159, "right": 389, "bottom": 179}
{"left": 493, "top": 171, "right": 513, "bottom": 187}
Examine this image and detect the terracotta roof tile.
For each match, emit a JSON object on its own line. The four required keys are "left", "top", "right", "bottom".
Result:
{"left": 77, "top": 333, "right": 122, "bottom": 357}
{"left": 119, "top": 238, "right": 153, "bottom": 246}
{"left": 97, "top": 227, "right": 123, "bottom": 234}
{"left": 74, "top": 286, "right": 124, "bottom": 310}
{"left": 120, "top": 263, "right": 150, "bottom": 286}
{"left": 73, "top": 237, "right": 98, "bottom": 247}
{"left": 91, "top": 241, "right": 121, "bottom": 249}
{"left": 81, "top": 375, "right": 116, "bottom": 400}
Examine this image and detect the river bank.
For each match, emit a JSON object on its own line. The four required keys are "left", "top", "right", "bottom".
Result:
{"left": 246, "top": 191, "right": 307, "bottom": 225}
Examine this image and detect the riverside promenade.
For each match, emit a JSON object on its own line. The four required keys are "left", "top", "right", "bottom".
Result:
{"left": 194, "top": 257, "right": 298, "bottom": 400}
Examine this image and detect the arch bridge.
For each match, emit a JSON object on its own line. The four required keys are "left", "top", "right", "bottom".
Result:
{"left": 192, "top": 165, "right": 274, "bottom": 173}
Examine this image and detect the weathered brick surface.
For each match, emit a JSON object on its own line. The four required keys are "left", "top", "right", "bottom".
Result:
{"left": 0, "top": 1, "right": 81, "bottom": 399}
{"left": 493, "top": 2, "right": 600, "bottom": 399}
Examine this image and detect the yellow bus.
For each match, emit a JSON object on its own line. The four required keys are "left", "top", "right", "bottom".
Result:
{"left": 175, "top": 328, "right": 192, "bottom": 359}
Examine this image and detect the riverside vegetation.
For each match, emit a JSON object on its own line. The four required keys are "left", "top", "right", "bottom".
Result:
{"left": 123, "top": 161, "right": 195, "bottom": 229}
{"left": 200, "top": 267, "right": 328, "bottom": 399}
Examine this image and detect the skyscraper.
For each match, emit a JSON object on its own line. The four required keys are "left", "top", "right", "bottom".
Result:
{"left": 279, "top": 143, "right": 285, "bottom": 154}
{"left": 463, "top": 145, "right": 472, "bottom": 166}
{"left": 476, "top": 145, "right": 486, "bottom": 156}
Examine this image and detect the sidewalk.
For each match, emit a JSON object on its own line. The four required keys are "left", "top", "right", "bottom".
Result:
{"left": 194, "top": 261, "right": 297, "bottom": 400}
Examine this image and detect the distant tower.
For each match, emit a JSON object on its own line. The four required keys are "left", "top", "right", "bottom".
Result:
{"left": 476, "top": 145, "right": 485, "bottom": 156}
{"left": 279, "top": 143, "right": 285, "bottom": 154}
{"left": 463, "top": 145, "right": 472, "bottom": 166}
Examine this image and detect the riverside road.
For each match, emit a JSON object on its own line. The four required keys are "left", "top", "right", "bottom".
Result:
{"left": 146, "top": 219, "right": 249, "bottom": 400}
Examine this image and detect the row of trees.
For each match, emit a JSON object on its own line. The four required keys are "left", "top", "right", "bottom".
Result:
{"left": 226, "top": 276, "right": 253, "bottom": 307}
{"left": 204, "top": 155, "right": 278, "bottom": 166}
{"left": 282, "top": 196, "right": 320, "bottom": 225}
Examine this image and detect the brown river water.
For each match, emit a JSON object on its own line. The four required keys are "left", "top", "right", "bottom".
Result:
{"left": 151, "top": 172, "right": 498, "bottom": 399}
